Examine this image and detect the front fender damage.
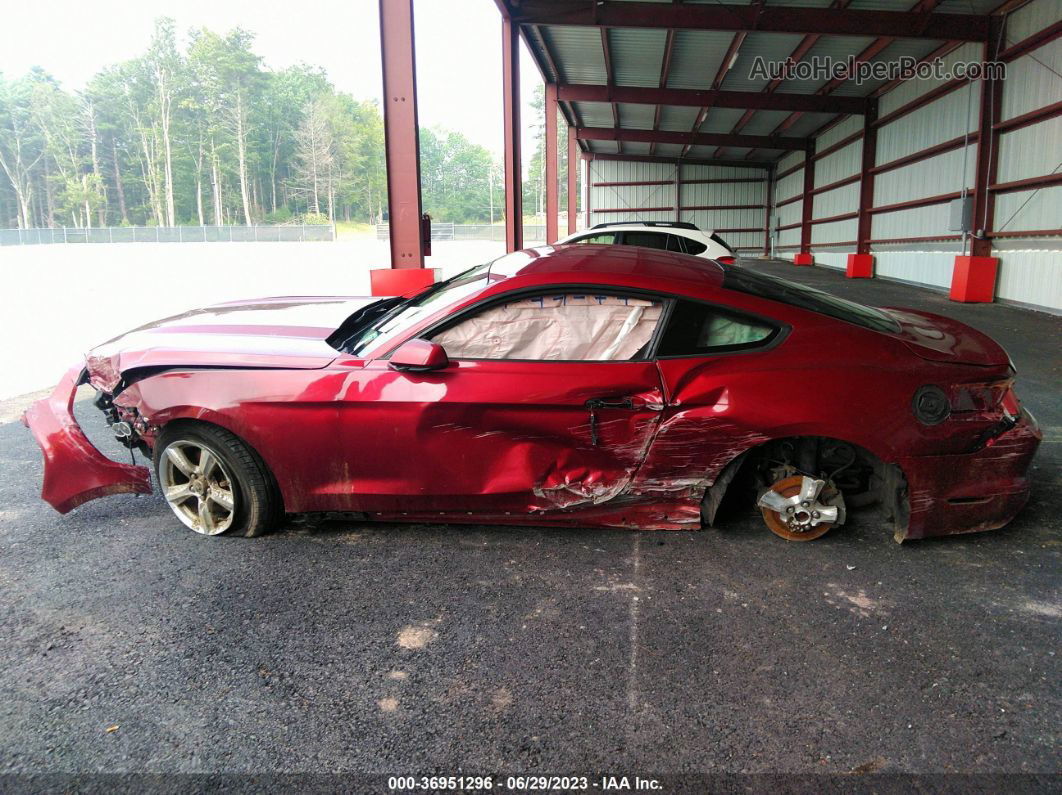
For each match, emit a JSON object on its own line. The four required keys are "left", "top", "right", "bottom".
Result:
{"left": 22, "top": 366, "right": 152, "bottom": 513}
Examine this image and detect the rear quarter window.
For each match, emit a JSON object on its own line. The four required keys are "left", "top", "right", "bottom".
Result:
{"left": 657, "top": 300, "right": 780, "bottom": 356}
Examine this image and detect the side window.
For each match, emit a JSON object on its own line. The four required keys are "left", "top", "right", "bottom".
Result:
{"left": 657, "top": 300, "right": 778, "bottom": 357}
{"left": 683, "top": 239, "right": 708, "bottom": 255}
{"left": 570, "top": 233, "right": 617, "bottom": 245}
{"left": 621, "top": 231, "right": 669, "bottom": 250}
{"left": 666, "top": 235, "right": 686, "bottom": 253}
{"left": 430, "top": 292, "right": 664, "bottom": 361}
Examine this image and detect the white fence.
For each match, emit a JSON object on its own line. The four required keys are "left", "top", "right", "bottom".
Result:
{"left": 0, "top": 225, "right": 335, "bottom": 246}
{"left": 376, "top": 223, "right": 547, "bottom": 243}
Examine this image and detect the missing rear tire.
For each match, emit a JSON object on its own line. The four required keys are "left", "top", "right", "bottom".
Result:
{"left": 758, "top": 475, "right": 841, "bottom": 542}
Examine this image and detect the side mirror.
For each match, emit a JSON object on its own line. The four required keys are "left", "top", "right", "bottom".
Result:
{"left": 389, "top": 338, "right": 450, "bottom": 372}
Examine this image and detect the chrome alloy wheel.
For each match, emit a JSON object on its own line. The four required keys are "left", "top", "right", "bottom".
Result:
{"left": 158, "top": 440, "right": 236, "bottom": 535}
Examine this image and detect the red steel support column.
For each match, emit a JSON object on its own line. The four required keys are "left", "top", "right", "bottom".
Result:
{"left": 675, "top": 164, "right": 683, "bottom": 223}
{"left": 848, "top": 99, "right": 878, "bottom": 278}
{"left": 584, "top": 155, "right": 592, "bottom": 229}
{"left": 503, "top": 18, "right": 523, "bottom": 252}
{"left": 794, "top": 141, "right": 815, "bottom": 265}
{"left": 953, "top": 17, "right": 1003, "bottom": 301}
{"left": 567, "top": 127, "right": 578, "bottom": 234}
{"left": 764, "top": 169, "right": 774, "bottom": 256}
{"left": 545, "top": 83, "right": 559, "bottom": 244}
{"left": 378, "top": 0, "right": 426, "bottom": 280}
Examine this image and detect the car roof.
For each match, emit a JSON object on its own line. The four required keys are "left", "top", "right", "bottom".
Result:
{"left": 572, "top": 225, "right": 714, "bottom": 236}
{"left": 591, "top": 221, "right": 699, "bottom": 231}
{"left": 489, "top": 244, "right": 725, "bottom": 292}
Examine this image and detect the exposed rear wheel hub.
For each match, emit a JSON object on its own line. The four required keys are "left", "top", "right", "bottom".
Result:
{"left": 757, "top": 475, "right": 844, "bottom": 541}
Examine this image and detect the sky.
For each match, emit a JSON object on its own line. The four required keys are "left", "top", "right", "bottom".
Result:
{"left": 0, "top": 0, "right": 544, "bottom": 160}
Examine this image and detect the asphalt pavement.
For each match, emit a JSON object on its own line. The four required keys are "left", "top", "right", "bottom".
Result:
{"left": 0, "top": 258, "right": 1058, "bottom": 789}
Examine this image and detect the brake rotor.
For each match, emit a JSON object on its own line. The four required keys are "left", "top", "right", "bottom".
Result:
{"left": 759, "top": 475, "right": 836, "bottom": 542}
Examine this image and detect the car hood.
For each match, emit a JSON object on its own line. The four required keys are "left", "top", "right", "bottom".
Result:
{"left": 882, "top": 308, "right": 1010, "bottom": 367}
{"left": 85, "top": 295, "right": 379, "bottom": 391}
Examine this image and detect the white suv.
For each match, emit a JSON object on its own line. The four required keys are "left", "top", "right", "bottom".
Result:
{"left": 556, "top": 222, "right": 736, "bottom": 263}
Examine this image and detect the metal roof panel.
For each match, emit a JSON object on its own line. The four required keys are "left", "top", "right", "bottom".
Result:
{"left": 653, "top": 143, "right": 686, "bottom": 157}
{"left": 773, "top": 35, "right": 878, "bottom": 95}
{"left": 544, "top": 26, "right": 607, "bottom": 85}
{"left": 782, "top": 112, "right": 838, "bottom": 138}
{"left": 572, "top": 101, "right": 615, "bottom": 129}
{"left": 665, "top": 30, "right": 734, "bottom": 90}
{"left": 850, "top": 0, "right": 999, "bottom": 11}
{"left": 699, "top": 107, "right": 748, "bottom": 134}
{"left": 616, "top": 102, "right": 658, "bottom": 130}
{"left": 609, "top": 28, "right": 669, "bottom": 88}
{"left": 658, "top": 105, "right": 702, "bottom": 132}
{"left": 720, "top": 32, "right": 809, "bottom": 92}
{"left": 738, "top": 109, "right": 794, "bottom": 136}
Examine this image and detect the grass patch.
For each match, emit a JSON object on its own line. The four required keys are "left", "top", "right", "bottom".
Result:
{"left": 335, "top": 221, "right": 376, "bottom": 240}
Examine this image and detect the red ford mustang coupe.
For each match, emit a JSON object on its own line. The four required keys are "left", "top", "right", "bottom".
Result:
{"left": 24, "top": 245, "right": 1040, "bottom": 542}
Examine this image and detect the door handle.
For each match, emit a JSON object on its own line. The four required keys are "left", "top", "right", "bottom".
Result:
{"left": 585, "top": 397, "right": 635, "bottom": 410}
{"left": 585, "top": 397, "right": 636, "bottom": 446}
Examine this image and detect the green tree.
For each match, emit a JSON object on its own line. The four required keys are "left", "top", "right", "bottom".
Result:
{"left": 0, "top": 16, "right": 514, "bottom": 230}
{"left": 420, "top": 126, "right": 494, "bottom": 224}
{"left": 0, "top": 71, "right": 48, "bottom": 228}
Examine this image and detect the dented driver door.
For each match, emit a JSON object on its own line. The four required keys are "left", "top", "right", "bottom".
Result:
{"left": 334, "top": 358, "right": 666, "bottom": 514}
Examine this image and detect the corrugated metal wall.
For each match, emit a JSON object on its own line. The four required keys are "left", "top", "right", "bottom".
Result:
{"left": 767, "top": 0, "right": 1061, "bottom": 312}
{"left": 587, "top": 158, "right": 770, "bottom": 251}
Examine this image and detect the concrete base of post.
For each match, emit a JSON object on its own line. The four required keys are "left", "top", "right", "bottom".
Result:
{"left": 370, "top": 268, "right": 439, "bottom": 297}
{"left": 846, "top": 253, "right": 874, "bottom": 279}
{"left": 950, "top": 256, "right": 999, "bottom": 303}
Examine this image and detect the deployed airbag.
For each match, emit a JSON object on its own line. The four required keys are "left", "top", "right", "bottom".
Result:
{"left": 433, "top": 294, "right": 662, "bottom": 361}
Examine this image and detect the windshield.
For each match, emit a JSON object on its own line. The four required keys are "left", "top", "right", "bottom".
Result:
{"left": 341, "top": 261, "right": 494, "bottom": 356}
{"left": 722, "top": 266, "right": 901, "bottom": 334}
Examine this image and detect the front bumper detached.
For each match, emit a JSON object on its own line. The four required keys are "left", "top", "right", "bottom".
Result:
{"left": 22, "top": 366, "right": 152, "bottom": 513}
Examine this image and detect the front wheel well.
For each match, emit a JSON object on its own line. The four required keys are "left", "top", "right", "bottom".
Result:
{"left": 703, "top": 435, "right": 909, "bottom": 537}
{"left": 155, "top": 417, "right": 285, "bottom": 516}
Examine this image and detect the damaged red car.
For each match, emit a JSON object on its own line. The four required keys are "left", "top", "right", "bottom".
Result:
{"left": 24, "top": 245, "right": 1040, "bottom": 542}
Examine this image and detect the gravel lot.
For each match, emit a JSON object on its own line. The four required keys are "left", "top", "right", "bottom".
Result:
{"left": 0, "top": 256, "right": 1058, "bottom": 789}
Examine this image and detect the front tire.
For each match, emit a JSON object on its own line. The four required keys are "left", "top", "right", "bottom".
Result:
{"left": 154, "top": 423, "right": 279, "bottom": 537}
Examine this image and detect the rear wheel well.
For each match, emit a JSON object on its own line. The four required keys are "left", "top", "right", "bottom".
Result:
{"left": 704, "top": 435, "right": 908, "bottom": 535}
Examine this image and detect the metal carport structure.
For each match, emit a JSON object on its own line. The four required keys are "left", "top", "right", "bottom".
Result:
{"left": 500, "top": 0, "right": 1061, "bottom": 310}
{"left": 376, "top": 0, "right": 1060, "bottom": 311}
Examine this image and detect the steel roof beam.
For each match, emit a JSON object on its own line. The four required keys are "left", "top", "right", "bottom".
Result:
{"left": 508, "top": 2, "right": 990, "bottom": 41}
{"left": 586, "top": 152, "right": 773, "bottom": 170}
{"left": 576, "top": 126, "right": 807, "bottom": 151}
{"left": 714, "top": 0, "right": 851, "bottom": 159}
{"left": 681, "top": 26, "right": 751, "bottom": 158}
{"left": 649, "top": 27, "right": 677, "bottom": 156}
{"left": 557, "top": 84, "right": 867, "bottom": 114}
{"left": 744, "top": 0, "right": 942, "bottom": 159}
{"left": 600, "top": 28, "right": 621, "bottom": 153}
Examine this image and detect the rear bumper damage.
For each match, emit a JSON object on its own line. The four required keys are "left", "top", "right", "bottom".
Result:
{"left": 22, "top": 366, "right": 152, "bottom": 514}
{"left": 897, "top": 409, "right": 1042, "bottom": 541}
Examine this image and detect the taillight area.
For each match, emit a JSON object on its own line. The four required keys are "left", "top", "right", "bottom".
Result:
{"left": 949, "top": 379, "right": 1014, "bottom": 414}
{"left": 717, "top": 256, "right": 736, "bottom": 265}
{"left": 1000, "top": 384, "right": 1021, "bottom": 418}
{"left": 955, "top": 380, "right": 1024, "bottom": 451}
